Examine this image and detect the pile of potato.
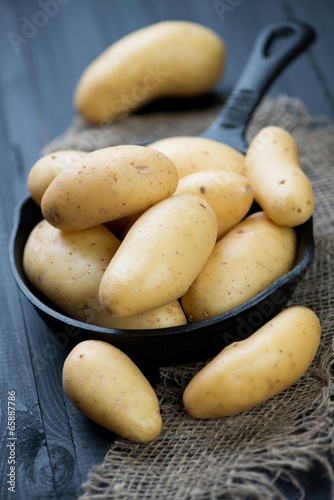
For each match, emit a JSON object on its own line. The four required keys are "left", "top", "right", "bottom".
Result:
{"left": 23, "top": 21, "right": 320, "bottom": 442}
{"left": 24, "top": 126, "right": 314, "bottom": 330}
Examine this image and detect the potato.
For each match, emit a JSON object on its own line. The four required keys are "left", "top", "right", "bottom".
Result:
{"left": 62, "top": 340, "right": 162, "bottom": 442}
{"left": 181, "top": 211, "right": 297, "bottom": 321}
{"left": 76, "top": 298, "right": 187, "bottom": 330}
{"left": 41, "top": 145, "right": 178, "bottom": 231}
{"left": 107, "top": 300, "right": 187, "bottom": 329}
{"left": 23, "top": 219, "right": 186, "bottom": 330}
{"left": 245, "top": 126, "right": 315, "bottom": 226}
{"left": 27, "top": 150, "right": 87, "bottom": 206}
{"left": 74, "top": 21, "right": 226, "bottom": 124}
{"left": 23, "top": 219, "right": 121, "bottom": 320}
{"left": 149, "top": 136, "right": 245, "bottom": 178}
{"left": 174, "top": 169, "right": 254, "bottom": 240}
{"left": 183, "top": 306, "right": 321, "bottom": 418}
{"left": 99, "top": 194, "right": 218, "bottom": 318}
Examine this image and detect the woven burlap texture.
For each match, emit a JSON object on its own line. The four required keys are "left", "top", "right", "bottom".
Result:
{"left": 46, "top": 96, "right": 334, "bottom": 499}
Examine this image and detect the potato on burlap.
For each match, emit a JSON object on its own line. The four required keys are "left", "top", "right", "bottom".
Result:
{"left": 183, "top": 306, "right": 321, "bottom": 418}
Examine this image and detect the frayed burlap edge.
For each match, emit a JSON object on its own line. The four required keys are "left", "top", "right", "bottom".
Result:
{"left": 45, "top": 96, "right": 334, "bottom": 499}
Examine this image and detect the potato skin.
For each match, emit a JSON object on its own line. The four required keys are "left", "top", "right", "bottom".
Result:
{"left": 62, "top": 340, "right": 162, "bottom": 442}
{"left": 149, "top": 136, "right": 245, "bottom": 179}
{"left": 245, "top": 126, "right": 314, "bottom": 226}
{"left": 99, "top": 194, "right": 218, "bottom": 318}
{"left": 174, "top": 169, "right": 254, "bottom": 240}
{"left": 41, "top": 145, "right": 178, "bottom": 231}
{"left": 183, "top": 306, "right": 321, "bottom": 418}
{"left": 74, "top": 21, "right": 226, "bottom": 124}
{"left": 181, "top": 211, "right": 297, "bottom": 321}
{"left": 27, "top": 150, "right": 87, "bottom": 206}
{"left": 23, "top": 219, "right": 121, "bottom": 320}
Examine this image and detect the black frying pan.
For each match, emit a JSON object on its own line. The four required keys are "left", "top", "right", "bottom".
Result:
{"left": 9, "top": 20, "right": 316, "bottom": 375}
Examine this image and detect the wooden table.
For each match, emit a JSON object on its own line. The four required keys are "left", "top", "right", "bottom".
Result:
{"left": 1, "top": 1, "right": 333, "bottom": 498}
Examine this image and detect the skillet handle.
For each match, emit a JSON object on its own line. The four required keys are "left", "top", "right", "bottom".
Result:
{"left": 200, "top": 20, "right": 316, "bottom": 153}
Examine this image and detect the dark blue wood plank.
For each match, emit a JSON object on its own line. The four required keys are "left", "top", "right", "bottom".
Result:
{"left": 283, "top": 0, "right": 334, "bottom": 119}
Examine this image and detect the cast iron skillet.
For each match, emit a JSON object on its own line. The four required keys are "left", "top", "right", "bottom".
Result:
{"left": 9, "top": 20, "right": 315, "bottom": 372}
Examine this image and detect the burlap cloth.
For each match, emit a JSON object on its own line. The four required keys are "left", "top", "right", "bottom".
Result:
{"left": 44, "top": 96, "right": 334, "bottom": 499}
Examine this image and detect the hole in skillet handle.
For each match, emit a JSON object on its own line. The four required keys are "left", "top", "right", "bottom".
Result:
{"left": 9, "top": 197, "right": 314, "bottom": 384}
{"left": 263, "top": 27, "right": 296, "bottom": 57}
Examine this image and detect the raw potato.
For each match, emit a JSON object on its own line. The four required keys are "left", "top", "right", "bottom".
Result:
{"left": 183, "top": 306, "right": 321, "bottom": 418}
{"left": 23, "top": 220, "right": 187, "bottom": 330}
{"left": 74, "top": 21, "right": 226, "bottom": 124}
{"left": 109, "top": 300, "right": 187, "bottom": 329}
{"left": 174, "top": 169, "right": 254, "bottom": 240}
{"left": 76, "top": 298, "right": 187, "bottom": 330}
{"left": 149, "top": 136, "right": 245, "bottom": 178}
{"left": 62, "top": 340, "right": 162, "bottom": 442}
{"left": 100, "top": 194, "right": 218, "bottom": 318}
{"left": 41, "top": 145, "right": 178, "bottom": 231}
{"left": 181, "top": 211, "right": 297, "bottom": 321}
{"left": 245, "top": 126, "right": 315, "bottom": 226}
{"left": 23, "top": 219, "right": 121, "bottom": 321}
{"left": 27, "top": 150, "right": 87, "bottom": 205}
